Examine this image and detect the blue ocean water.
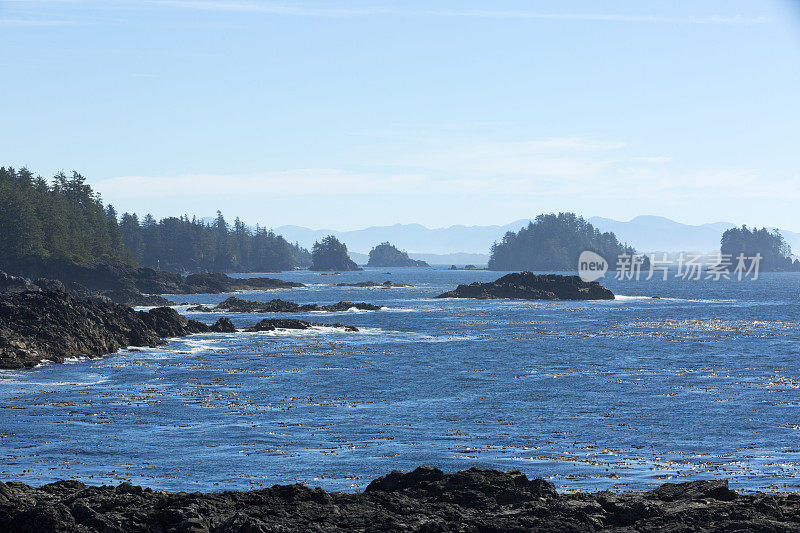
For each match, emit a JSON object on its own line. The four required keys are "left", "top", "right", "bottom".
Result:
{"left": 2, "top": 268, "right": 800, "bottom": 493}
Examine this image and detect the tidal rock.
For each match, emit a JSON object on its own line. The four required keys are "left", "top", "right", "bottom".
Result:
{"left": 1, "top": 469, "right": 797, "bottom": 532}
{"left": 215, "top": 297, "right": 381, "bottom": 313}
{"left": 246, "top": 318, "right": 359, "bottom": 332}
{"left": 436, "top": 271, "right": 614, "bottom": 300}
{"left": 336, "top": 280, "right": 411, "bottom": 288}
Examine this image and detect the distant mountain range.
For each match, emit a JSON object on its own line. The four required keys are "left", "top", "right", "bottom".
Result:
{"left": 205, "top": 216, "right": 800, "bottom": 265}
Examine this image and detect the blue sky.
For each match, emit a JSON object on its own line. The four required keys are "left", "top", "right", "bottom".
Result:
{"left": 2, "top": 0, "right": 799, "bottom": 230}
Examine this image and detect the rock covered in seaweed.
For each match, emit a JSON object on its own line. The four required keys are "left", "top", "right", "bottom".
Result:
{"left": 436, "top": 271, "right": 614, "bottom": 300}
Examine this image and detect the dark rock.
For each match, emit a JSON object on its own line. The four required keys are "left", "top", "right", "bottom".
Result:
{"left": 1, "top": 470, "right": 797, "bottom": 532}
{"left": 1, "top": 259, "right": 303, "bottom": 296}
{"left": 336, "top": 281, "right": 411, "bottom": 288}
{"left": 0, "top": 291, "right": 239, "bottom": 370}
{"left": 318, "top": 301, "right": 381, "bottom": 312}
{"left": 186, "top": 304, "right": 214, "bottom": 312}
{"left": 216, "top": 297, "right": 381, "bottom": 313}
{"left": 646, "top": 479, "right": 738, "bottom": 502}
{"left": 0, "top": 272, "right": 40, "bottom": 293}
{"left": 209, "top": 317, "right": 236, "bottom": 333}
{"left": 1, "top": 269, "right": 177, "bottom": 307}
{"left": 101, "top": 289, "right": 175, "bottom": 307}
{"left": 246, "top": 318, "right": 358, "bottom": 332}
{"left": 184, "top": 272, "right": 302, "bottom": 293}
{"left": 436, "top": 271, "right": 615, "bottom": 300}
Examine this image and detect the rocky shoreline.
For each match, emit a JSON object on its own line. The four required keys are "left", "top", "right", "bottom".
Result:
{"left": 437, "top": 272, "right": 615, "bottom": 300}
{"left": 0, "top": 260, "right": 303, "bottom": 306}
{"left": 0, "top": 291, "right": 235, "bottom": 369}
{"left": 1, "top": 467, "right": 797, "bottom": 532}
{"left": 0, "top": 288, "right": 364, "bottom": 369}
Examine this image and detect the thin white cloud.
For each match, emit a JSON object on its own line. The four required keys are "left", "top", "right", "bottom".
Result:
{"left": 145, "top": 1, "right": 768, "bottom": 24}
{"left": 5, "top": 0, "right": 768, "bottom": 24}
{"left": 94, "top": 169, "right": 429, "bottom": 198}
{"left": 0, "top": 18, "right": 74, "bottom": 26}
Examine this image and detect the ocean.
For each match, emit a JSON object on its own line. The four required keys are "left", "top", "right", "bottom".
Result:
{"left": 2, "top": 268, "right": 799, "bottom": 493}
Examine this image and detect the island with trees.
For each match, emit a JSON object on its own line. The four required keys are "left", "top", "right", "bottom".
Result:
{"left": 366, "top": 242, "right": 429, "bottom": 267}
{"left": 310, "top": 235, "right": 361, "bottom": 271}
{"left": 488, "top": 213, "right": 641, "bottom": 271}
{"left": 720, "top": 225, "right": 800, "bottom": 271}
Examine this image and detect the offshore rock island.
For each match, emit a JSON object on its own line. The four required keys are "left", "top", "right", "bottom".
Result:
{"left": 1, "top": 467, "right": 797, "bottom": 532}
{"left": 436, "top": 272, "right": 615, "bottom": 300}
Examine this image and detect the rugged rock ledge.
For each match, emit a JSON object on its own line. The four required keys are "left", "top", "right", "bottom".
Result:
{"left": 212, "top": 297, "right": 381, "bottom": 313}
{"left": 436, "top": 272, "right": 615, "bottom": 300}
{"left": 245, "top": 318, "right": 359, "bottom": 332}
{"left": 1, "top": 260, "right": 302, "bottom": 297}
{"left": 336, "top": 280, "right": 411, "bottom": 288}
{"left": 1, "top": 467, "right": 797, "bottom": 532}
{"left": 0, "top": 291, "right": 234, "bottom": 370}
{"left": 0, "top": 270, "right": 174, "bottom": 307}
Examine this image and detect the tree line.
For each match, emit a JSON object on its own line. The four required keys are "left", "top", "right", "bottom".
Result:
{"left": 0, "top": 166, "right": 127, "bottom": 268}
{"left": 118, "top": 210, "right": 310, "bottom": 272}
{"left": 488, "top": 213, "right": 640, "bottom": 271}
{"left": 720, "top": 226, "right": 800, "bottom": 272}
{"left": 0, "top": 166, "right": 311, "bottom": 273}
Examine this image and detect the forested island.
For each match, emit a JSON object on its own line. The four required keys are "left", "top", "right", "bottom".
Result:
{"left": 367, "top": 242, "right": 429, "bottom": 267}
{"left": 488, "top": 213, "right": 641, "bottom": 271}
{"left": 310, "top": 235, "right": 361, "bottom": 271}
{"left": 720, "top": 225, "right": 800, "bottom": 271}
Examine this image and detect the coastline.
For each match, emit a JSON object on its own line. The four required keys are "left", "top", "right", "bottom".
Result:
{"left": 2, "top": 467, "right": 798, "bottom": 532}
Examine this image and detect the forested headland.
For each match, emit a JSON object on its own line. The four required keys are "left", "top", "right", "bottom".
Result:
{"left": 0, "top": 167, "right": 309, "bottom": 274}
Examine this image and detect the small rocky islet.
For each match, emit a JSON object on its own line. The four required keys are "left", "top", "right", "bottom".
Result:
{"left": 436, "top": 271, "right": 615, "bottom": 300}
{"left": 336, "top": 280, "right": 411, "bottom": 288}
{"left": 1, "top": 466, "right": 797, "bottom": 532}
{"left": 208, "top": 296, "right": 382, "bottom": 313}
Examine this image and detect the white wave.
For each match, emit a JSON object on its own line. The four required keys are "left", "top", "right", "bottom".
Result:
{"left": 614, "top": 295, "right": 736, "bottom": 303}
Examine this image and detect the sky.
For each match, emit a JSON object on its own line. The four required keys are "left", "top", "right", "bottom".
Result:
{"left": 2, "top": 0, "right": 800, "bottom": 231}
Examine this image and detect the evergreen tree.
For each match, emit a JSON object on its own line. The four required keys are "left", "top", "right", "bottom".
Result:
{"left": 720, "top": 226, "right": 799, "bottom": 271}
{"left": 311, "top": 235, "right": 360, "bottom": 271}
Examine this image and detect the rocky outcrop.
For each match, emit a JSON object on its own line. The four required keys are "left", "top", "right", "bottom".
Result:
{"left": 1, "top": 269, "right": 176, "bottom": 307}
{"left": 1, "top": 260, "right": 303, "bottom": 296}
{"left": 0, "top": 292, "right": 236, "bottom": 370}
{"left": 336, "top": 280, "right": 411, "bottom": 288}
{"left": 1, "top": 467, "right": 797, "bottom": 532}
{"left": 436, "top": 271, "right": 614, "bottom": 300}
{"left": 215, "top": 297, "right": 381, "bottom": 313}
{"left": 245, "top": 318, "right": 359, "bottom": 332}
{"left": 182, "top": 272, "right": 303, "bottom": 293}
